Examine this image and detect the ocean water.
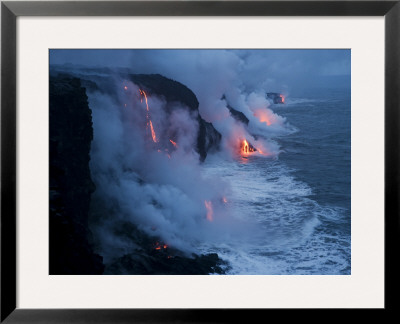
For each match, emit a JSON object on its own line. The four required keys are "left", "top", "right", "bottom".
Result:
{"left": 200, "top": 88, "right": 351, "bottom": 275}
{"left": 86, "top": 75, "right": 351, "bottom": 275}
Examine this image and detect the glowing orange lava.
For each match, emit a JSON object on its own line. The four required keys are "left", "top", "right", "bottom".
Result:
{"left": 139, "top": 89, "right": 149, "bottom": 111}
{"left": 243, "top": 140, "right": 249, "bottom": 153}
{"left": 139, "top": 89, "right": 158, "bottom": 143}
{"left": 149, "top": 120, "right": 158, "bottom": 142}
{"left": 280, "top": 95, "right": 285, "bottom": 103}
{"left": 204, "top": 200, "right": 213, "bottom": 222}
{"left": 222, "top": 197, "right": 228, "bottom": 204}
{"left": 124, "top": 86, "right": 128, "bottom": 90}
{"left": 241, "top": 139, "right": 256, "bottom": 155}
{"left": 169, "top": 139, "right": 177, "bottom": 147}
{"left": 154, "top": 242, "right": 168, "bottom": 250}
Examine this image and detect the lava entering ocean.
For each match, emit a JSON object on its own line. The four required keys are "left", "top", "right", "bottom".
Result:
{"left": 241, "top": 139, "right": 257, "bottom": 155}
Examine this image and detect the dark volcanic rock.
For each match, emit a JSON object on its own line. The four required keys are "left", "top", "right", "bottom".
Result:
{"left": 197, "top": 119, "right": 222, "bottom": 160}
{"left": 129, "top": 73, "right": 221, "bottom": 161}
{"left": 50, "top": 70, "right": 222, "bottom": 161}
{"left": 228, "top": 104, "right": 249, "bottom": 125}
{"left": 91, "top": 219, "right": 229, "bottom": 275}
{"left": 129, "top": 74, "right": 199, "bottom": 112}
{"left": 267, "top": 92, "right": 284, "bottom": 104}
{"left": 49, "top": 72, "right": 228, "bottom": 275}
{"left": 49, "top": 76, "right": 104, "bottom": 274}
{"left": 221, "top": 95, "right": 249, "bottom": 126}
{"left": 103, "top": 224, "right": 228, "bottom": 275}
{"left": 106, "top": 252, "right": 227, "bottom": 275}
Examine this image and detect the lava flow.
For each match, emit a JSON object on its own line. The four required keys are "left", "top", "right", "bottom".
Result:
{"left": 149, "top": 120, "right": 158, "bottom": 143}
{"left": 241, "top": 139, "right": 256, "bottom": 155}
{"left": 139, "top": 89, "right": 158, "bottom": 143}
{"left": 204, "top": 200, "right": 213, "bottom": 222}
{"left": 154, "top": 241, "right": 168, "bottom": 250}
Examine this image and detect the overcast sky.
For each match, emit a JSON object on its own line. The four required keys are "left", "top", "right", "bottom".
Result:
{"left": 50, "top": 49, "right": 350, "bottom": 96}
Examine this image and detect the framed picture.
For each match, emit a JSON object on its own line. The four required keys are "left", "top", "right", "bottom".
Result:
{"left": 2, "top": 0, "right": 399, "bottom": 322}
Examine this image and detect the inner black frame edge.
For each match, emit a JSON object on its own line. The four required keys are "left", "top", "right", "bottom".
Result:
{"left": 1, "top": 1, "right": 399, "bottom": 323}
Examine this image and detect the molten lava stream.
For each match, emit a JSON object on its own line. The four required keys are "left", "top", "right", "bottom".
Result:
{"left": 204, "top": 200, "right": 213, "bottom": 222}
{"left": 243, "top": 139, "right": 249, "bottom": 154}
{"left": 139, "top": 89, "right": 149, "bottom": 111}
{"left": 240, "top": 139, "right": 256, "bottom": 156}
{"left": 139, "top": 89, "right": 158, "bottom": 143}
{"left": 149, "top": 120, "right": 158, "bottom": 143}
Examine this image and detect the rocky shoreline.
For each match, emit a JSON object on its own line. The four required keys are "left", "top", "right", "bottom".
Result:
{"left": 49, "top": 73, "right": 227, "bottom": 275}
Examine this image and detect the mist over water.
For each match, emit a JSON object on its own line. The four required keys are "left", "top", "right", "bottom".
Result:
{"left": 200, "top": 89, "right": 351, "bottom": 274}
{"left": 50, "top": 49, "right": 351, "bottom": 274}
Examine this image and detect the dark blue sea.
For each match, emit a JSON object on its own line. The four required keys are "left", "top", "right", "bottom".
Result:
{"left": 201, "top": 87, "right": 351, "bottom": 275}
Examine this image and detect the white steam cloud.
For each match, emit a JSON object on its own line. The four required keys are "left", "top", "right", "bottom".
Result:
{"left": 60, "top": 50, "right": 297, "bottom": 264}
{"left": 88, "top": 80, "right": 254, "bottom": 264}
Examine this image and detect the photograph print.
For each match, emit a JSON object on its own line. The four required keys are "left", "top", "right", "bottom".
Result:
{"left": 49, "top": 49, "right": 351, "bottom": 275}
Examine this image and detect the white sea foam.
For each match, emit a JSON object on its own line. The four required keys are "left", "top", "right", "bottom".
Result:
{"left": 197, "top": 154, "right": 349, "bottom": 274}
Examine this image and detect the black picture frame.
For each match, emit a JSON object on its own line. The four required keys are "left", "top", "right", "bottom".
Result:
{"left": 1, "top": 0, "right": 399, "bottom": 322}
